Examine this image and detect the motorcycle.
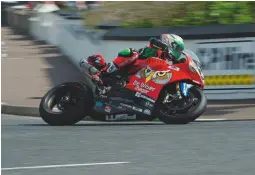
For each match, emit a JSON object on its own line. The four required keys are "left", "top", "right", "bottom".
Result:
{"left": 39, "top": 50, "right": 207, "bottom": 125}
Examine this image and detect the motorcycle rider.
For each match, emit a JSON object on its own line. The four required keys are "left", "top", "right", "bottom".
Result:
{"left": 82, "top": 34, "right": 185, "bottom": 86}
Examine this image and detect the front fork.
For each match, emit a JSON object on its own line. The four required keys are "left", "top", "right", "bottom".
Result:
{"left": 163, "top": 82, "right": 192, "bottom": 104}
{"left": 179, "top": 82, "right": 192, "bottom": 97}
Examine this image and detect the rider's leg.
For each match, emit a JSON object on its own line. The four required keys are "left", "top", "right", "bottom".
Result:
{"left": 99, "top": 48, "right": 139, "bottom": 84}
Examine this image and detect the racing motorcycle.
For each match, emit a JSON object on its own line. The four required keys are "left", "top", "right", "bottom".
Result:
{"left": 39, "top": 50, "right": 207, "bottom": 125}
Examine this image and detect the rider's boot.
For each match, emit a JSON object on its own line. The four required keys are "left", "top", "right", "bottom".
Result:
{"left": 98, "top": 62, "right": 119, "bottom": 85}
{"left": 91, "top": 62, "right": 121, "bottom": 96}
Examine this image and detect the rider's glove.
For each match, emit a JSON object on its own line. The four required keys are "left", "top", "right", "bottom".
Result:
{"left": 150, "top": 37, "right": 168, "bottom": 51}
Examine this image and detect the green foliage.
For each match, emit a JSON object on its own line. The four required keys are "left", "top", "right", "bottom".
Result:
{"left": 121, "top": 2, "right": 255, "bottom": 27}
{"left": 122, "top": 19, "right": 155, "bottom": 28}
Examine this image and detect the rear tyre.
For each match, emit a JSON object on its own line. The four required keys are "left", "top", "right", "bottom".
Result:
{"left": 156, "top": 86, "right": 207, "bottom": 124}
{"left": 39, "top": 82, "right": 94, "bottom": 126}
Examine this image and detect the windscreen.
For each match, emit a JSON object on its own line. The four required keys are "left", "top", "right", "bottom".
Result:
{"left": 182, "top": 50, "right": 201, "bottom": 63}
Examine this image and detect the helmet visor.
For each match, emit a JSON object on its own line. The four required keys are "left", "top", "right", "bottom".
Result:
{"left": 171, "top": 43, "right": 183, "bottom": 58}
{"left": 172, "top": 42, "right": 183, "bottom": 52}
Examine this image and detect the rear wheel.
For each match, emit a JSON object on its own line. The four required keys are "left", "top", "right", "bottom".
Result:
{"left": 156, "top": 86, "right": 207, "bottom": 124}
{"left": 39, "top": 82, "right": 94, "bottom": 126}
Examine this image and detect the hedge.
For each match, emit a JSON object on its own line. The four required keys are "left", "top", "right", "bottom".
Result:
{"left": 122, "top": 2, "right": 255, "bottom": 28}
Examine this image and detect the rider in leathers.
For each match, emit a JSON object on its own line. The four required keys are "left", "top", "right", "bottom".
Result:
{"left": 82, "top": 34, "right": 185, "bottom": 86}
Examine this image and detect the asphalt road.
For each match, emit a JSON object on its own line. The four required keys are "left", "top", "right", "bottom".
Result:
{"left": 2, "top": 114, "right": 255, "bottom": 175}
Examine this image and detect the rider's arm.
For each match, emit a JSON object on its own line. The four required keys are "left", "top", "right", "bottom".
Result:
{"left": 149, "top": 37, "right": 168, "bottom": 51}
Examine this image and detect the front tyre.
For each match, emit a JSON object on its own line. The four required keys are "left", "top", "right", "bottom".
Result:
{"left": 156, "top": 86, "right": 207, "bottom": 124}
{"left": 39, "top": 82, "right": 94, "bottom": 126}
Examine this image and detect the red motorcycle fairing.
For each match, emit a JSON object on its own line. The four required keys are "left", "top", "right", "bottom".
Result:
{"left": 113, "top": 52, "right": 139, "bottom": 69}
{"left": 125, "top": 56, "right": 204, "bottom": 102}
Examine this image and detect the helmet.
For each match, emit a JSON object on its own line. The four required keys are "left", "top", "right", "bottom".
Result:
{"left": 160, "top": 34, "right": 184, "bottom": 60}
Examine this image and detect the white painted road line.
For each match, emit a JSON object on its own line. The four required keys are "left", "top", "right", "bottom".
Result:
{"left": 195, "top": 118, "right": 228, "bottom": 121}
{"left": 2, "top": 57, "right": 25, "bottom": 60}
{"left": 1, "top": 162, "right": 130, "bottom": 171}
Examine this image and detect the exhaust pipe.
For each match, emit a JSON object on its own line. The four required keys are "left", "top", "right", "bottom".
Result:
{"left": 79, "top": 59, "right": 99, "bottom": 76}
{"left": 78, "top": 58, "right": 99, "bottom": 92}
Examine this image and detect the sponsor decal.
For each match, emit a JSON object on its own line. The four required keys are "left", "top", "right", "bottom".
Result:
{"left": 141, "top": 82, "right": 155, "bottom": 91}
{"left": 145, "top": 101, "right": 154, "bottom": 108}
{"left": 133, "top": 80, "right": 155, "bottom": 94}
{"left": 120, "top": 103, "right": 143, "bottom": 113}
{"left": 106, "top": 114, "right": 119, "bottom": 121}
{"left": 132, "top": 106, "right": 143, "bottom": 112}
{"left": 95, "top": 101, "right": 103, "bottom": 108}
{"left": 115, "top": 114, "right": 129, "bottom": 120}
{"left": 143, "top": 109, "right": 151, "bottom": 115}
{"left": 135, "top": 87, "right": 149, "bottom": 94}
{"left": 168, "top": 65, "right": 180, "bottom": 71}
{"left": 109, "top": 103, "right": 126, "bottom": 110}
{"left": 135, "top": 66, "right": 172, "bottom": 84}
{"left": 104, "top": 106, "right": 111, "bottom": 113}
{"left": 120, "top": 103, "right": 132, "bottom": 109}
{"left": 106, "top": 114, "right": 136, "bottom": 121}
{"left": 135, "top": 92, "right": 155, "bottom": 103}
{"left": 119, "top": 59, "right": 131, "bottom": 67}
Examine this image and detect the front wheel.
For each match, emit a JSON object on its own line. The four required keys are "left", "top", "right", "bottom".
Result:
{"left": 39, "top": 82, "right": 94, "bottom": 126}
{"left": 156, "top": 86, "right": 207, "bottom": 124}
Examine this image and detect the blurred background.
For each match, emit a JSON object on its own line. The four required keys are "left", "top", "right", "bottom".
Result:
{"left": 1, "top": 3, "right": 255, "bottom": 174}
{"left": 83, "top": 1, "right": 255, "bottom": 28}
{"left": 1, "top": 1, "right": 255, "bottom": 108}
{"left": 2, "top": 1, "right": 255, "bottom": 28}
